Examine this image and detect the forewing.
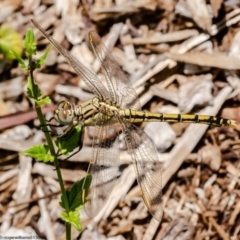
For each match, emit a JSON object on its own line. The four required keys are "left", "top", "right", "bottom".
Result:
{"left": 31, "top": 20, "right": 110, "bottom": 100}
{"left": 89, "top": 31, "right": 141, "bottom": 110}
{"left": 123, "top": 122, "right": 163, "bottom": 221}
{"left": 84, "top": 122, "right": 122, "bottom": 218}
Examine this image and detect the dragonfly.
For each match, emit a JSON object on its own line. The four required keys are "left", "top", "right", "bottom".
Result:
{"left": 31, "top": 19, "right": 235, "bottom": 222}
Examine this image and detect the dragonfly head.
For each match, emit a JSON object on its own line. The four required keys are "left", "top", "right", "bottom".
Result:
{"left": 54, "top": 101, "right": 74, "bottom": 125}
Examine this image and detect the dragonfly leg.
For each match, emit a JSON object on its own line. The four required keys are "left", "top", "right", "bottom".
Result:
{"left": 62, "top": 144, "right": 83, "bottom": 161}
{"left": 40, "top": 117, "right": 65, "bottom": 135}
{"left": 41, "top": 128, "right": 56, "bottom": 135}
{"left": 40, "top": 123, "right": 65, "bottom": 136}
{"left": 54, "top": 139, "right": 84, "bottom": 170}
{"left": 54, "top": 126, "right": 85, "bottom": 170}
{"left": 41, "top": 123, "right": 64, "bottom": 128}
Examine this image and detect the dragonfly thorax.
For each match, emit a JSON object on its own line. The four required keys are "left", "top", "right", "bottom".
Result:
{"left": 98, "top": 101, "right": 119, "bottom": 117}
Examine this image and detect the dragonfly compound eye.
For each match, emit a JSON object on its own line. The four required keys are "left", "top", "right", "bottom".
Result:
{"left": 55, "top": 101, "right": 73, "bottom": 125}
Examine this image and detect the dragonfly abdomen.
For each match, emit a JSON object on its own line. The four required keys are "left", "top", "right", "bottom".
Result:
{"left": 122, "top": 109, "right": 235, "bottom": 127}
{"left": 159, "top": 113, "right": 233, "bottom": 126}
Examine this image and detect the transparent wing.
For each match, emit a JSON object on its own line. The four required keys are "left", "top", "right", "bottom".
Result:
{"left": 84, "top": 122, "right": 122, "bottom": 218}
{"left": 123, "top": 121, "right": 163, "bottom": 221}
{"left": 89, "top": 31, "right": 141, "bottom": 110}
{"left": 31, "top": 20, "right": 110, "bottom": 101}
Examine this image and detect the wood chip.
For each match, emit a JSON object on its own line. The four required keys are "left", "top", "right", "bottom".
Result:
{"left": 167, "top": 51, "right": 240, "bottom": 70}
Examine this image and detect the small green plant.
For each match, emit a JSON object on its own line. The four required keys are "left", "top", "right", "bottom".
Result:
{"left": 0, "top": 25, "right": 23, "bottom": 60}
{"left": 12, "top": 28, "right": 91, "bottom": 239}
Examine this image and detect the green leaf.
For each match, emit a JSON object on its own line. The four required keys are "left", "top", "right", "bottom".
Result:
{"left": 36, "top": 96, "right": 52, "bottom": 106}
{"left": 59, "top": 192, "right": 69, "bottom": 209}
{"left": 10, "top": 50, "right": 27, "bottom": 69}
{"left": 0, "top": 25, "right": 22, "bottom": 60}
{"left": 60, "top": 210, "right": 82, "bottom": 231}
{"left": 26, "top": 76, "right": 42, "bottom": 99}
{"left": 68, "top": 175, "right": 92, "bottom": 211}
{"left": 59, "top": 175, "right": 91, "bottom": 211}
{"left": 56, "top": 125, "right": 84, "bottom": 156}
{"left": 23, "top": 144, "right": 55, "bottom": 162}
{"left": 37, "top": 45, "right": 52, "bottom": 67}
{"left": 23, "top": 28, "right": 36, "bottom": 56}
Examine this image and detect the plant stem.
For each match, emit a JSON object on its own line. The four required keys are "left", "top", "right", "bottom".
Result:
{"left": 28, "top": 55, "right": 71, "bottom": 239}
{"left": 66, "top": 223, "right": 71, "bottom": 239}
